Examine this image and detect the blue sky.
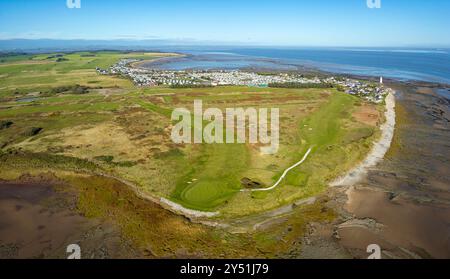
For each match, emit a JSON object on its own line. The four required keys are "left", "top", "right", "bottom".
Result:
{"left": 1, "top": 0, "right": 449, "bottom": 47}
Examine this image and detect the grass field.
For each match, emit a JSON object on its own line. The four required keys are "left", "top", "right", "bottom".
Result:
{"left": 0, "top": 51, "right": 383, "bottom": 217}
{"left": 0, "top": 51, "right": 175, "bottom": 98}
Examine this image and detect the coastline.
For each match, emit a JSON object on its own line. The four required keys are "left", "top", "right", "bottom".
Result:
{"left": 2, "top": 63, "right": 447, "bottom": 257}
{"left": 330, "top": 92, "right": 396, "bottom": 187}
{"left": 92, "top": 173, "right": 220, "bottom": 219}
{"left": 130, "top": 53, "right": 187, "bottom": 69}
{"left": 95, "top": 85, "right": 397, "bottom": 222}
{"left": 328, "top": 81, "right": 450, "bottom": 258}
{"left": 150, "top": 91, "right": 396, "bottom": 221}
{"left": 148, "top": 91, "right": 397, "bottom": 223}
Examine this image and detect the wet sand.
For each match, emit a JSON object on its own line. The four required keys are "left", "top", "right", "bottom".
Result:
{"left": 335, "top": 82, "right": 450, "bottom": 259}
{"left": 0, "top": 178, "right": 139, "bottom": 259}
{"left": 341, "top": 186, "right": 450, "bottom": 258}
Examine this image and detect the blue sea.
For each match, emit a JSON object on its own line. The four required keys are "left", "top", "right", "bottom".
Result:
{"left": 146, "top": 47, "right": 450, "bottom": 84}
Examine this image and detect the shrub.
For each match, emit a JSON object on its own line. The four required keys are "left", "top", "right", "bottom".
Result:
{"left": 23, "top": 127, "right": 43, "bottom": 136}
{"left": 0, "top": 120, "right": 13, "bottom": 130}
{"left": 94, "top": 155, "right": 115, "bottom": 163}
{"left": 56, "top": 57, "right": 69, "bottom": 62}
{"left": 49, "top": 84, "right": 90, "bottom": 95}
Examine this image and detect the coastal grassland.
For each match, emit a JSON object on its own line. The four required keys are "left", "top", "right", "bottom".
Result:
{"left": 136, "top": 87, "right": 334, "bottom": 211}
{"left": 134, "top": 86, "right": 380, "bottom": 215}
{"left": 0, "top": 150, "right": 336, "bottom": 258}
{"left": 0, "top": 51, "right": 388, "bottom": 258}
{"left": 219, "top": 92, "right": 381, "bottom": 217}
{"left": 0, "top": 91, "right": 132, "bottom": 149}
{"left": 0, "top": 51, "right": 174, "bottom": 99}
{"left": 1, "top": 80, "right": 381, "bottom": 216}
{"left": 71, "top": 173, "right": 336, "bottom": 258}
{"left": 0, "top": 51, "right": 383, "bottom": 216}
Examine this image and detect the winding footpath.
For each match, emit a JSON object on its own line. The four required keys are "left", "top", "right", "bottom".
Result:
{"left": 157, "top": 147, "right": 313, "bottom": 218}
{"left": 241, "top": 147, "right": 313, "bottom": 192}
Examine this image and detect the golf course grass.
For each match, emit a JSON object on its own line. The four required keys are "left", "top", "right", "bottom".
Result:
{"left": 0, "top": 51, "right": 383, "bottom": 216}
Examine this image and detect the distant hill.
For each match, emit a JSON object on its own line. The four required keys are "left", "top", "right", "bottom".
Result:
{"left": 0, "top": 39, "right": 243, "bottom": 53}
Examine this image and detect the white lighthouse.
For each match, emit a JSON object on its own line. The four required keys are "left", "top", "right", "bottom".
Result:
{"left": 380, "top": 76, "right": 383, "bottom": 84}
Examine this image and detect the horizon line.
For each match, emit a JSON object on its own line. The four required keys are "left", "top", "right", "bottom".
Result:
{"left": 0, "top": 38, "right": 449, "bottom": 50}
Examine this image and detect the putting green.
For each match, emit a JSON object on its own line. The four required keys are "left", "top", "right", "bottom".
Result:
{"left": 171, "top": 142, "right": 248, "bottom": 211}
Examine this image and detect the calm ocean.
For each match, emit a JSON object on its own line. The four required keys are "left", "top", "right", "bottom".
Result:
{"left": 147, "top": 47, "right": 450, "bottom": 85}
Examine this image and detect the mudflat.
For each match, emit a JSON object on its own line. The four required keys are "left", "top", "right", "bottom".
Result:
{"left": 336, "top": 81, "right": 450, "bottom": 259}
{"left": 0, "top": 179, "right": 138, "bottom": 259}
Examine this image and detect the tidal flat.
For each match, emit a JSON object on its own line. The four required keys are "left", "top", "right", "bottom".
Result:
{"left": 301, "top": 80, "right": 450, "bottom": 259}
